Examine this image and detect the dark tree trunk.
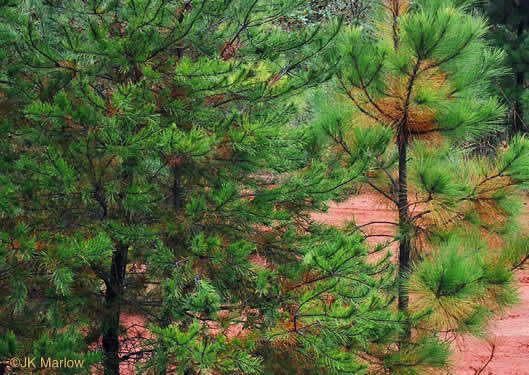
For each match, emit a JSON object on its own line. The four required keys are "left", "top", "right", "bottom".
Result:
{"left": 102, "top": 243, "right": 128, "bottom": 375}
{"left": 397, "top": 133, "right": 411, "bottom": 339}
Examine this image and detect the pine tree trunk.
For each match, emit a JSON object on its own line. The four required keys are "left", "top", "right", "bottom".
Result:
{"left": 102, "top": 244, "right": 128, "bottom": 375}
{"left": 397, "top": 134, "right": 411, "bottom": 339}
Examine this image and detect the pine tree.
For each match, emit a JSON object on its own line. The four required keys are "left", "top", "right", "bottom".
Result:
{"left": 313, "top": 0, "right": 529, "bottom": 371}
{"left": 0, "top": 1, "right": 404, "bottom": 374}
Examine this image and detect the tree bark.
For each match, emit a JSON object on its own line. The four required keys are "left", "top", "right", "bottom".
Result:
{"left": 397, "top": 133, "right": 411, "bottom": 339}
{"left": 102, "top": 243, "right": 128, "bottom": 375}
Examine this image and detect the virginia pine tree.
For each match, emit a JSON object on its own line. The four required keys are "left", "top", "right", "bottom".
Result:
{"left": 313, "top": 0, "right": 529, "bottom": 372}
{"left": 0, "top": 1, "right": 404, "bottom": 374}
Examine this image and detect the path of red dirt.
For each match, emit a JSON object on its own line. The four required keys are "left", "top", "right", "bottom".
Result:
{"left": 312, "top": 193, "right": 529, "bottom": 375}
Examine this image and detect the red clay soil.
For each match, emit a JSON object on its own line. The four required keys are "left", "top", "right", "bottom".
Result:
{"left": 312, "top": 193, "right": 529, "bottom": 375}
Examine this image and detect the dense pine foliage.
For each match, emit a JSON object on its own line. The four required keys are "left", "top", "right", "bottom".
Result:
{"left": 0, "top": 1, "right": 396, "bottom": 374}
{"left": 1, "top": 0, "right": 529, "bottom": 375}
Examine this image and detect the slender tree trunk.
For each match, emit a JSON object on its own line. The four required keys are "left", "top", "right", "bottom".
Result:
{"left": 397, "top": 133, "right": 411, "bottom": 339}
{"left": 102, "top": 243, "right": 128, "bottom": 375}
{"left": 393, "top": 6, "right": 411, "bottom": 336}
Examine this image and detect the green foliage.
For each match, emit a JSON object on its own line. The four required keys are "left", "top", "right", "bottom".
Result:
{"left": 313, "top": 0, "right": 529, "bottom": 372}
{"left": 381, "top": 336, "right": 451, "bottom": 375}
{"left": 476, "top": 0, "right": 529, "bottom": 134}
{"left": 409, "top": 235, "right": 517, "bottom": 335}
{"left": 0, "top": 0, "right": 402, "bottom": 374}
{"left": 0, "top": 331, "right": 16, "bottom": 360}
{"left": 262, "top": 227, "right": 399, "bottom": 375}
{"left": 292, "top": 0, "right": 374, "bottom": 26}
{"left": 33, "top": 329, "right": 103, "bottom": 374}
{"left": 335, "top": 0, "right": 507, "bottom": 142}
{"left": 2, "top": 0, "right": 528, "bottom": 373}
